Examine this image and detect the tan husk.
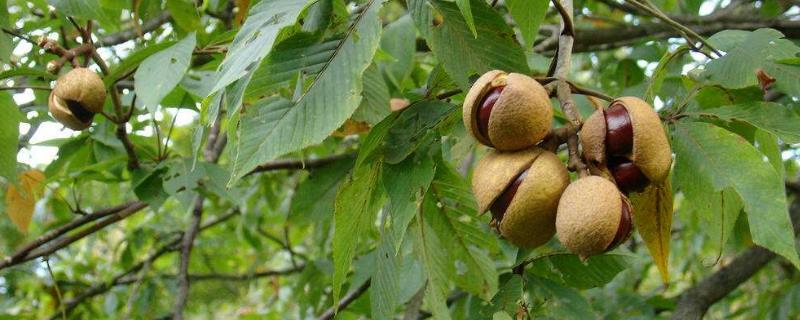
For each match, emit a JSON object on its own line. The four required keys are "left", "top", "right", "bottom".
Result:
{"left": 463, "top": 70, "right": 506, "bottom": 147}
{"left": 49, "top": 91, "right": 91, "bottom": 130}
{"left": 555, "top": 176, "right": 623, "bottom": 259}
{"left": 616, "top": 97, "right": 672, "bottom": 184}
{"left": 580, "top": 109, "right": 607, "bottom": 164}
{"left": 499, "top": 150, "right": 569, "bottom": 248}
{"left": 48, "top": 68, "right": 107, "bottom": 130}
{"left": 462, "top": 70, "right": 552, "bottom": 151}
{"left": 472, "top": 148, "right": 543, "bottom": 214}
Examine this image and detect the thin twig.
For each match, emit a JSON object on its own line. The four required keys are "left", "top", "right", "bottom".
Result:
{"left": 172, "top": 196, "right": 204, "bottom": 320}
{"left": 20, "top": 202, "right": 148, "bottom": 265}
{"left": 44, "top": 257, "right": 67, "bottom": 320}
{"left": 551, "top": 0, "right": 589, "bottom": 177}
{"left": 2, "top": 27, "right": 37, "bottom": 45}
{"left": 152, "top": 112, "right": 163, "bottom": 160}
{"left": 246, "top": 153, "right": 357, "bottom": 176}
{"left": 317, "top": 279, "right": 372, "bottom": 320}
{"left": 0, "top": 85, "right": 51, "bottom": 91}
{"left": 53, "top": 209, "right": 240, "bottom": 318}
{"left": 173, "top": 115, "right": 228, "bottom": 319}
{"left": 625, "top": 0, "right": 720, "bottom": 56}
{"left": 0, "top": 202, "right": 143, "bottom": 270}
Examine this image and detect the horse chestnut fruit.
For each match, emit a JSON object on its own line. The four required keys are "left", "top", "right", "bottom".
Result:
{"left": 463, "top": 70, "right": 552, "bottom": 151}
{"left": 555, "top": 176, "right": 634, "bottom": 259}
{"left": 581, "top": 97, "right": 671, "bottom": 193}
{"left": 48, "top": 68, "right": 107, "bottom": 130}
{"left": 472, "top": 147, "right": 569, "bottom": 248}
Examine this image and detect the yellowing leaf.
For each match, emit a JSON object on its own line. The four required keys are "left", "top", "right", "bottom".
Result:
{"left": 235, "top": 0, "right": 251, "bottom": 26}
{"left": 5, "top": 170, "right": 45, "bottom": 232}
{"left": 331, "top": 119, "right": 371, "bottom": 137}
{"left": 629, "top": 178, "right": 673, "bottom": 284}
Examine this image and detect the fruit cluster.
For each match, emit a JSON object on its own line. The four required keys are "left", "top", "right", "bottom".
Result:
{"left": 48, "top": 68, "right": 107, "bottom": 130}
{"left": 464, "top": 70, "right": 671, "bottom": 259}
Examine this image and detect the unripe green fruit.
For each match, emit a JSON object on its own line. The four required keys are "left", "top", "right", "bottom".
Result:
{"left": 580, "top": 97, "right": 672, "bottom": 191}
{"left": 472, "top": 147, "right": 569, "bottom": 248}
{"left": 48, "top": 68, "right": 107, "bottom": 130}
{"left": 555, "top": 176, "right": 633, "bottom": 259}
{"left": 462, "top": 70, "right": 552, "bottom": 151}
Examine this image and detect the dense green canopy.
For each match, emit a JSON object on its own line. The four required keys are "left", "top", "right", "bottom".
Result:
{"left": 1, "top": 0, "right": 799, "bottom": 319}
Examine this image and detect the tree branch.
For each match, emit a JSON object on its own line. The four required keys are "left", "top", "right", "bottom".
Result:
{"left": 246, "top": 153, "right": 357, "bottom": 176}
{"left": 173, "top": 115, "right": 227, "bottom": 319}
{"left": 55, "top": 209, "right": 240, "bottom": 318}
{"left": 172, "top": 196, "right": 204, "bottom": 320}
{"left": 671, "top": 198, "right": 800, "bottom": 319}
{"left": 0, "top": 201, "right": 147, "bottom": 271}
{"left": 550, "top": 0, "right": 589, "bottom": 177}
{"left": 317, "top": 279, "right": 372, "bottom": 320}
{"left": 541, "top": 18, "right": 800, "bottom": 53}
{"left": 96, "top": 12, "right": 172, "bottom": 47}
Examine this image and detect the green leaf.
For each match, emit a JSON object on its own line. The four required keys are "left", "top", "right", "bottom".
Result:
{"left": 54, "top": 0, "right": 117, "bottom": 28}
{"left": 455, "top": 0, "right": 477, "bottom": 37}
{"left": 686, "top": 102, "right": 800, "bottom": 144}
{"left": 528, "top": 275, "right": 596, "bottom": 319}
{"left": 672, "top": 121, "right": 800, "bottom": 269}
{"left": 244, "top": 32, "right": 341, "bottom": 102}
{"left": 302, "top": 0, "right": 333, "bottom": 32}
{"left": 165, "top": 0, "right": 200, "bottom": 32}
{"left": 0, "top": 67, "right": 56, "bottom": 82}
{"left": 209, "top": 0, "right": 309, "bottom": 94}
{"left": 776, "top": 57, "right": 800, "bottom": 65}
{"left": 231, "top": 0, "right": 385, "bottom": 182}
{"left": 505, "top": 0, "right": 548, "bottom": 48}
{"left": 131, "top": 166, "right": 168, "bottom": 210}
{"left": 426, "top": 0, "right": 529, "bottom": 90}
{"left": 332, "top": 160, "right": 386, "bottom": 306}
{"left": 356, "top": 113, "right": 402, "bottom": 170}
{"left": 407, "top": 0, "right": 434, "bottom": 38}
{"left": 704, "top": 28, "right": 800, "bottom": 96}
{"left": 425, "top": 163, "right": 498, "bottom": 299}
{"left": 370, "top": 232, "right": 400, "bottom": 320}
{"left": 0, "top": 0, "right": 11, "bottom": 63}
{"left": 410, "top": 213, "right": 451, "bottom": 320}
{"left": 104, "top": 40, "right": 177, "bottom": 87}
{"left": 527, "top": 253, "right": 632, "bottom": 289}
{"left": 352, "top": 63, "right": 390, "bottom": 125}
{"left": 677, "top": 161, "right": 743, "bottom": 260}
{"left": 288, "top": 156, "right": 354, "bottom": 226}
{"left": 380, "top": 15, "right": 416, "bottom": 89}
{"left": 134, "top": 33, "right": 196, "bottom": 113}
{"left": 483, "top": 274, "right": 523, "bottom": 317}
{"left": 383, "top": 152, "right": 436, "bottom": 250}
{"left": 0, "top": 92, "right": 19, "bottom": 182}
{"left": 384, "top": 100, "right": 456, "bottom": 164}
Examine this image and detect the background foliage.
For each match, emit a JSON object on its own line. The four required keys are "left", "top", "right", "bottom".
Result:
{"left": 1, "top": 0, "right": 799, "bottom": 319}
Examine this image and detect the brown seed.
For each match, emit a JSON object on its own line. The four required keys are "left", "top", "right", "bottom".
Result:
{"left": 604, "top": 103, "right": 633, "bottom": 157}
{"left": 489, "top": 167, "right": 526, "bottom": 223}
{"left": 476, "top": 86, "right": 505, "bottom": 145}
{"left": 605, "top": 196, "right": 633, "bottom": 250}
{"left": 609, "top": 158, "right": 649, "bottom": 194}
